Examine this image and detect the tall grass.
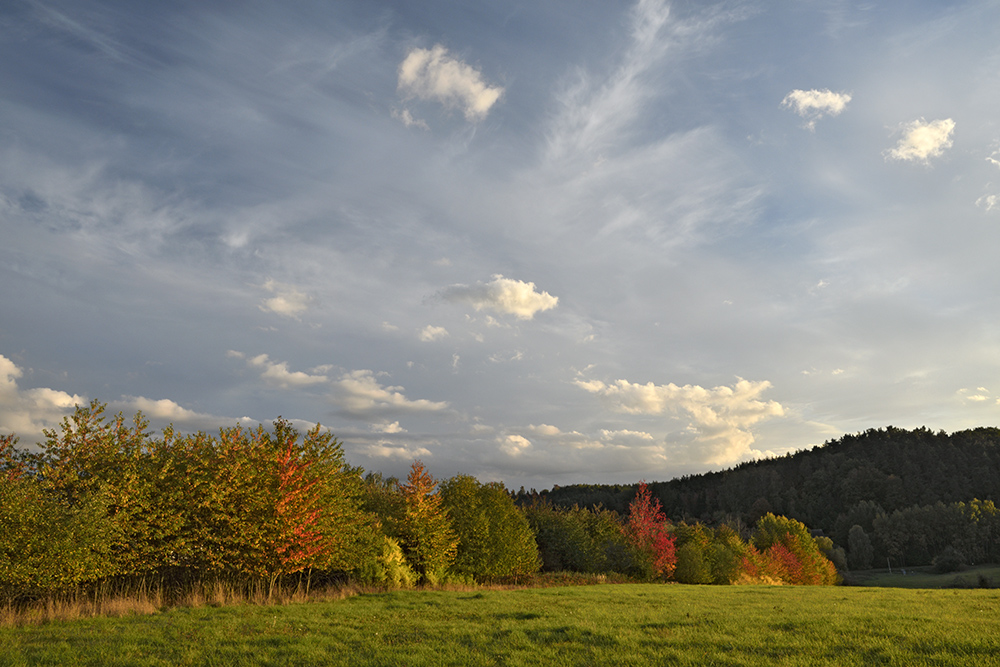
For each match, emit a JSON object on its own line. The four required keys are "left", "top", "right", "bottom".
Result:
{"left": 0, "top": 578, "right": 366, "bottom": 628}
{"left": 0, "top": 572, "right": 622, "bottom": 628}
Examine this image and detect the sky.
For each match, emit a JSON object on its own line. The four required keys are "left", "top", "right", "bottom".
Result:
{"left": 3, "top": 0, "right": 1000, "bottom": 490}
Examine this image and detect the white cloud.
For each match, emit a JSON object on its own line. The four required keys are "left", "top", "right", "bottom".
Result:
{"left": 258, "top": 278, "right": 311, "bottom": 318}
{"left": 499, "top": 434, "right": 532, "bottom": 456}
{"left": 119, "top": 396, "right": 203, "bottom": 421}
{"left": 419, "top": 325, "right": 449, "bottom": 342}
{"left": 0, "top": 354, "right": 85, "bottom": 441}
{"left": 365, "top": 441, "right": 432, "bottom": 459}
{"left": 781, "top": 89, "right": 851, "bottom": 129}
{"left": 440, "top": 275, "right": 558, "bottom": 320}
{"left": 391, "top": 107, "right": 428, "bottom": 130}
{"left": 371, "top": 421, "right": 405, "bottom": 434}
{"left": 335, "top": 370, "right": 449, "bottom": 417}
{"left": 885, "top": 118, "right": 956, "bottom": 163}
{"left": 977, "top": 194, "right": 998, "bottom": 211}
{"left": 247, "top": 353, "right": 329, "bottom": 388}
{"left": 577, "top": 377, "right": 785, "bottom": 465}
{"left": 528, "top": 423, "right": 562, "bottom": 436}
{"left": 600, "top": 428, "right": 654, "bottom": 441}
{"left": 397, "top": 44, "right": 503, "bottom": 121}
{"left": 111, "top": 396, "right": 237, "bottom": 432}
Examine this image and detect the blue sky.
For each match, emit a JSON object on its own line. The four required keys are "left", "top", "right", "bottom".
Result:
{"left": 3, "top": 0, "right": 1000, "bottom": 488}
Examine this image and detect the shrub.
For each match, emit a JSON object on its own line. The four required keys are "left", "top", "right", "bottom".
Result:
{"left": 932, "top": 546, "right": 966, "bottom": 574}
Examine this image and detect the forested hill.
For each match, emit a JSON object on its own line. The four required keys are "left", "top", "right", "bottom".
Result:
{"left": 517, "top": 426, "right": 1000, "bottom": 545}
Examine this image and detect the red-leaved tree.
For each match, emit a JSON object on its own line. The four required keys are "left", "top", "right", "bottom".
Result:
{"left": 626, "top": 482, "right": 676, "bottom": 579}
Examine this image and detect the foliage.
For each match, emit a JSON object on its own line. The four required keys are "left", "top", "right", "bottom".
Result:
{"left": 750, "top": 514, "right": 838, "bottom": 585}
{"left": 0, "top": 473, "right": 116, "bottom": 599}
{"left": 624, "top": 482, "right": 676, "bottom": 580}
{"left": 531, "top": 426, "right": 1000, "bottom": 570}
{"left": 2, "top": 402, "right": 381, "bottom": 601}
{"left": 847, "top": 525, "right": 874, "bottom": 570}
{"left": 396, "top": 461, "right": 459, "bottom": 583}
{"left": 523, "top": 501, "right": 644, "bottom": 576}
{"left": 439, "top": 474, "right": 539, "bottom": 582}
{"left": 932, "top": 546, "right": 967, "bottom": 574}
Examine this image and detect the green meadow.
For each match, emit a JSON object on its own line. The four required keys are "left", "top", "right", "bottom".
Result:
{"left": 845, "top": 563, "right": 1000, "bottom": 590}
{"left": 3, "top": 584, "right": 999, "bottom": 666}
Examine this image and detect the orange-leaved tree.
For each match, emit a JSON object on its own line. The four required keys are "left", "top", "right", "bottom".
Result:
{"left": 399, "top": 460, "right": 458, "bottom": 583}
{"left": 750, "top": 513, "right": 838, "bottom": 585}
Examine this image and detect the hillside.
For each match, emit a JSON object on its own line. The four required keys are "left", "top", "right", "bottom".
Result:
{"left": 520, "top": 426, "right": 1000, "bottom": 548}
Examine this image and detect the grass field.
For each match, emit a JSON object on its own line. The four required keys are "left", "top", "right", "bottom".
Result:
{"left": 2, "top": 584, "right": 999, "bottom": 666}
{"left": 844, "top": 563, "right": 1000, "bottom": 590}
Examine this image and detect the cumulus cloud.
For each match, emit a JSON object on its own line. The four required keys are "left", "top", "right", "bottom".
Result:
{"left": 245, "top": 353, "right": 329, "bottom": 388}
{"left": 258, "top": 278, "right": 311, "bottom": 318}
{"left": 781, "top": 89, "right": 851, "bottom": 129}
{"left": 528, "top": 424, "right": 562, "bottom": 436}
{"left": 110, "top": 396, "right": 239, "bottom": 432}
{"left": 499, "top": 434, "right": 532, "bottom": 456}
{"left": 397, "top": 44, "right": 503, "bottom": 121}
{"left": 335, "top": 370, "right": 449, "bottom": 417}
{"left": 371, "top": 421, "right": 405, "bottom": 434}
{"left": 419, "top": 325, "right": 449, "bottom": 342}
{"left": 365, "top": 440, "right": 432, "bottom": 459}
{"left": 577, "top": 377, "right": 785, "bottom": 465}
{"left": 440, "top": 275, "right": 558, "bottom": 320}
{"left": 885, "top": 118, "right": 955, "bottom": 163}
{"left": 0, "top": 354, "right": 85, "bottom": 441}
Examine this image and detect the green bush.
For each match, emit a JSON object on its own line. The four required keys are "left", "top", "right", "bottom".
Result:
{"left": 932, "top": 546, "right": 966, "bottom": 574}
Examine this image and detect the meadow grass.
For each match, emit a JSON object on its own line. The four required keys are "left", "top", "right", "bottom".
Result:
{"left": 1, "top": 583, "right": 998, "bottom": 666}
{"left": 845, "top": 563, "right": 1000, "bottom": 590}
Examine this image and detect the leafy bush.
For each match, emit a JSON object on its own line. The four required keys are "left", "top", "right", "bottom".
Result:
{"left": 932, "top": 546, "right": 966, "bottom": 574}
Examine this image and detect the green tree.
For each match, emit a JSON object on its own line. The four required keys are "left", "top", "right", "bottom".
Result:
{"left": 673, "top": 542, "right": 712, "bottom": 584}
{"left": 439, "top": 474, "right": 539, "bottom": 582}
{"left": 847, "top": 525, "right": 874, "bottom": 570}
{"left": 0, "top": 472, "right": 116, "bottom": 600}
{"left": 398, "top": 461, "right": 458, "bottom": 583}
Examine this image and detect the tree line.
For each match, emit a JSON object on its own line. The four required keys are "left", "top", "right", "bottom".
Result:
{"left": 0, "top": 402, "right": 839, "bottom": 603}
{"left": 521, "top": 426, "right": 1000, "bottom": 571}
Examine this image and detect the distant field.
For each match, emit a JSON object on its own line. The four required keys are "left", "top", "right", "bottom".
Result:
{"left": 2, "top": 584, "right": 999, "bottom": 666}
{"left": 845, "top": 563, "right": 1000, "bottom": 589}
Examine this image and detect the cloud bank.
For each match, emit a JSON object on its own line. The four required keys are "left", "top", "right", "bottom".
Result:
{"left": 576, "top": 377, "right": 785, "bottom": 465}
{"left": 0, "top": 355, "right": 84, "bottom": 441}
